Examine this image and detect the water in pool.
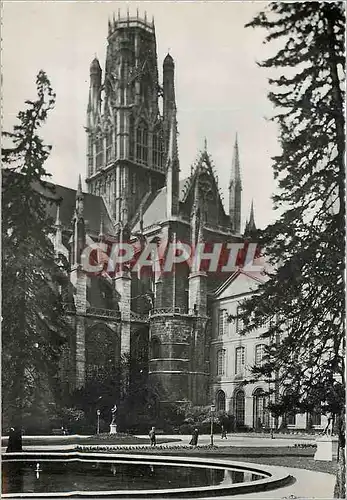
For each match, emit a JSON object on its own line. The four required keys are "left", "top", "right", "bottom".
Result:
{"left": 2, "top": 460, "right": 264, "bottom": 494}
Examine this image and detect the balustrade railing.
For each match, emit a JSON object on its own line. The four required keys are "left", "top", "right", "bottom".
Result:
{"left": 150, "top": 307, "right": 197, "bottom": 316}
{"left": 130, "top": 311, "right": 149, "bottom": 323}
{"left": 204, "top": 223, "right": 232, "bottom": 233}
{"left": 86, "top": 307, "right": 121, "bottom": 320}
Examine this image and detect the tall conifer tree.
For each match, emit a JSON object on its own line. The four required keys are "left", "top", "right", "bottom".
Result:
{"left": 2, "top": 71, "right": 69, "bottom": 429}
{"left": 239, "top": 3, "right": 345, "bottom": 495}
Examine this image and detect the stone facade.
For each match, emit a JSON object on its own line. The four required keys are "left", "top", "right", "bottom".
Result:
{"left": 210, "top": 268, "right": 327, "bottom": 431}
{"left": 50, "top": 13, "right": 262, "bottom": 412}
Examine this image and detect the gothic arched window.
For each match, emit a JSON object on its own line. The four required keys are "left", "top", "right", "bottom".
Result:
{"left": 152, "top": 126, "right": 164, "bottom": 171}
{"left": 87, "top": 137, "right": 93, "bottom": 177}
{"left": 106, "top": 127, "right": 113, "bottom": 164}
{"left": 216, "top": 390, "right": 226, "bottom": 412}
{"left": 151, "top": 337, "right": 160, "bottom": 359}
{"left": 95, "top": 134, "right": 104, "bottom": 171}
{"left": 85, "top": 326, "right": 119, "bottom": 382}
{"left": 216, "top": 349, "right": 226, "bottom": 376}
{"left": 136, "top": 121, "right": 148, "bottom": 165}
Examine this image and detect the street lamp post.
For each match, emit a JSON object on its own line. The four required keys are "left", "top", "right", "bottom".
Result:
{"left": 96, "top": 409, "right": 101, "bottom": 435}
{"left": 210, "top": 404, "right": 216, "bottom": 446}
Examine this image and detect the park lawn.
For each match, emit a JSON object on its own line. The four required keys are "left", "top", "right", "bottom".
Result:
{"left": 1, "top": 434, "right": 180, "bottom": 447}
{"left": 78, "top": 445, "right": 336, "bottom": 475}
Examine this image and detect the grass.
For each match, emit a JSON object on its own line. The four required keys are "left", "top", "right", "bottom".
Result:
{"left": 1, "top": 433, "right": 180, "bottom": 446}
{"left": 2, "top": 434, "right": 337, "bottom": 476}
{"left": 76, "top": 445, "right": 336, "bottom": 475}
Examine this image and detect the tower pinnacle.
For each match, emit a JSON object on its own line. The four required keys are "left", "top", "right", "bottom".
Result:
{"left": 245, "top": 199, "right": 257, "bottom": 236}
{"left": 166, "top": 110, "right": 180, "bottom": 218}
{"left": 77, "top": 174, "right": 83, "bottom": 198}
{"left": 229, "top": 133, "right": 242, "bottom": 233}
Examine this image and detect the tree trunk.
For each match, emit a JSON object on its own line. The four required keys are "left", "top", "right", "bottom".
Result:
{"left": 323, "top": 6, "right": 345, "bottom": 219}
{"left": 334, "top": 410, "right": 346, "bottom": 498}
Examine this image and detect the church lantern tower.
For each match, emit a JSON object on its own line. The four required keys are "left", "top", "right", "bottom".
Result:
{"left": 85, "top": 12, "right": 172, "bottom": 226}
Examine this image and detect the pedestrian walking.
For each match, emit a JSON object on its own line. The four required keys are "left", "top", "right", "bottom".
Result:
{"left": 189, "top": 428, "right": 199, "bottom": 446}
{"left": 221, "top": 425, "right": 227, "bottom": 439}
{"left": 149, "top": 426, "right": 156, "bottom": 447}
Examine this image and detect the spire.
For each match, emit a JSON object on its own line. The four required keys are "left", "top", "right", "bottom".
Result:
{"left": 163, "top": 50, "right": 176, "bottom": 146}
{"left": 88, "top": 57, "right": 101, "bottom": 128}
{"left": 229, "top": 133, "right": 242, "bottom": 233}
{"left": 192, "top": 170, "right": 200, "bottom": 211}
{"left": 204, "top": 137, "right": 207, "bottom": 152}
{"left": 98, "top": 218, "right": 104, "bottom": 242}
{"left": 72, "top": 176, "right": 85, "bottom": 266}
{"left": 166, "top": 110, "right": 180, "bottom": 218}
{"left": 75, "top": 175, "right": 84, "bottom": 219}
{"left": 54, "top": 204, "right": 63, "bottom": 257}
{"left": 249, "top": 199, "right": 255, "bottom": 226}
{"left": 55, "top": 204, "right": 62, "bottom": 229}
{"left": 167, "top": 108, "right": 178, "bottom": 165}
{"left": 77, "top": 174, "right": 83, "bottom": 198}
{"left": 230, "top": 133, "right": 241, "bottom": 186}
{"left": 245, "top": 199, "right": 257, "bottom": 236}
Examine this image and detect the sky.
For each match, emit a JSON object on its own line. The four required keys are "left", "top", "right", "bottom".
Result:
{"left": 2, "top": 1, "right": 281, "bottom": 229}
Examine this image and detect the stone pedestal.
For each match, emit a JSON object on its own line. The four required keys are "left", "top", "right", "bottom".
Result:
{"left": 109, "top": 424, "right": 117, "bottom": 435}
{"left": 314, "top": 436, "right": 338, "bottom": 461}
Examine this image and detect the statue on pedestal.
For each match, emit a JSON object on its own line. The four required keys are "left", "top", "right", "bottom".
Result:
{"left": 323, "top": 412, "right": 334, "bottom": 436}
{"left": 110, "top": 404, "right": 117, "bottom": 434}
{"left": 111, "top": 404, "right": 117, "bottom": 425}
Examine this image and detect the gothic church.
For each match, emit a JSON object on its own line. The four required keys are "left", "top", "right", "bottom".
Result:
{"left": 52, "top": 13, "right": 256, "bottom": 407}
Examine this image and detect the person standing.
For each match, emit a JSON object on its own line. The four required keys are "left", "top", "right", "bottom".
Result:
{"left": 221, "top": 425, "right": 227, "bottom": 439}
{"left": 189, "top": 428, "right": 199, "bottom": 446}
{"left": 6, "top": 427, "right": 22, "bottom": 452}
{"left": 149, "top": 426, "right": 156, "bottom": 447}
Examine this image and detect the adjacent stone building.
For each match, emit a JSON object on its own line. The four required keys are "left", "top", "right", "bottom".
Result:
{"left": 210, "top": 267, "right": 326, "bottom": 431}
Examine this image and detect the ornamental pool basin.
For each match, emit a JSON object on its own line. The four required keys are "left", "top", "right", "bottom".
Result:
{"left": 2, "top": 452, "right": 293, "bottom": 498}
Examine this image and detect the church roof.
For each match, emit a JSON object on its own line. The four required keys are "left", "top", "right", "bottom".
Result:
{"left": 212, "top": 257, "right": 271, "bottom": 298}
{"left": 132, "top": 178, "right": 188, "bottom": 232}
{"left": 35, "top": 180, "right": 115, "bottom": 236}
